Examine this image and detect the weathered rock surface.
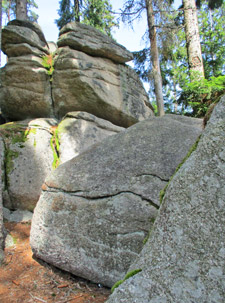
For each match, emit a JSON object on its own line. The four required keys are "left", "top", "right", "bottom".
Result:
{"left": 2, "top": 19, "right": 49, "bottom": 57}
{"left": 53, "top": 47, "right": 153, "bottom": 126}
{"left": 3, "top": 207, "right": 33, "bottom": 223}
{"left": 30, "top": 115, "right": 202, "bottom": 287}
{"left": 0, "top": 20, "right": 55, "bottom": 121}
{"left": 0, "top": 137, "right": 4, "bottom": 264}
{"left": 0, "top": 60, "right": 54, "bottom": 120}
{"left": 0, "top": 119, "right": 57, "bottom": 211}
{"left": 58, "top": 111, "right": 125, "bottom": 163}
{"left": 58, "top": 22, "right": 133, "bottom": 63}
{"left": 107, "top": 97, "right": 225, "bottom": 302}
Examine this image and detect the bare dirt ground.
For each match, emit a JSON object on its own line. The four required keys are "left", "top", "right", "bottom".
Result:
{"left": 0, "top": 222, "right": 111, "bottom": 303}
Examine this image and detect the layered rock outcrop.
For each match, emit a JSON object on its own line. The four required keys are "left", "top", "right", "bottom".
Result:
{"left": 0, "top": 20, "right": 54, "bottom": 120}
{"left": 0, "top": 20, "right": 153, "bottom": 127}
{"left": 107, "top": 96, "right": 225, "bottom": 303}
{"left": 30, "top": 115, "right": 202, "bottom": 287}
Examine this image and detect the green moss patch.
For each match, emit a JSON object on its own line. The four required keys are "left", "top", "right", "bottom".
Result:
{"left": 50, "top": 127, "right": 60, "bottom": 169}
{"left": 111, "top": 269, "right": 142, "bottom": 293}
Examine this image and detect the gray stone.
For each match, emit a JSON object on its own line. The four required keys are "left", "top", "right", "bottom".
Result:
{"left": 3, "top": 208, "right": 33, "bottom": 222}
{"left": 58, "top": 22, "right": 133, "bottom": 63}
{"left": 58, "top": 111, "right": 125, "bottom": 163}
{"left": 0, "top": 60, "right": 54, "bottom": 121}
{"left": 3, "top": 42, "right": 47, "bottom": 58}
{"left": 0, "top": 118, "right": 58, "bottom": 211}
{"left": 30, "top": 115, "right": 202, "bottom": 287}
{"left": 107, "top": 97, "right": 225, "bottom": 302}
{"left": 52, "top": 47, "right": 153, "bottom": 126}
{"left": 0, "top": 137, "right": 4, "bottom": 264}
{"left": 2, "top": 22, "right": 48, "bottom": 57}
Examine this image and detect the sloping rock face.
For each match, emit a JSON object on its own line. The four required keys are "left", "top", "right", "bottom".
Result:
{"left": 0, "top": 20, "right": 54, "bottom": 121}
{"left": 0, "top": 119, "right": 57, "bottom": 211}
{"left": 58, "top": 22, "right": 133, "bottom": 64}
{"left": 30, "top": 115, "right": 202, "bottom": 287}
{"left": 0, "top": 137, "right": 4, "bottom": 264}
{"left": 57, "top": 111, "right": 124, "bottom": 164}
{"left": 107, "top": 97, "right": 225, "bottom": 302}
{"left": 53, "top": 46, "right": 153, "bottom": 127}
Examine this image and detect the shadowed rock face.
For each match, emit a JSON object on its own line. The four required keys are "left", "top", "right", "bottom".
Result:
{"left": 107, "top": 96, "right": 225, "bottom": 303}
{"left": 30, "top": 115, "right": 202, "bottom": 287}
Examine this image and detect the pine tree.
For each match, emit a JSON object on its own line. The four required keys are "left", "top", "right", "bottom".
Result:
{"left": 56, "top": 0, "right": 75, "bottom": 30}
{"left": 82, "top": 0, "right": 117, "bottom": 37}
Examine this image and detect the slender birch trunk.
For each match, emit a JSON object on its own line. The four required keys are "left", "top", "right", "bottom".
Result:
{"left": 145, "top": 0, "right": 165, "bottom": 116}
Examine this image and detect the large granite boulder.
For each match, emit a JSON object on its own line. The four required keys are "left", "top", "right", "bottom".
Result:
{"left": 30, "top": 115, "right": 202, "bottom": 287}
{"left": 58, "top": 21, "right": 133, "bottom": 63}
{"left": 107, "top": 97, "right": 225, "bottom": 302}
{"left": 58, "top": 111, "right": 124, "bottom": 164}
{"left": 53, "top": 46, "right": 153, "bottom": 127}
{"left": 0, "top": 137, "right": 4, "bottom": 264}
{"left": 0, "top": 119, "right": 57, "bottom": 211}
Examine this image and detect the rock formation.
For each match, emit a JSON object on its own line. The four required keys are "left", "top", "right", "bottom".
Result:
{"left": 30, "top": 115, "right": 202, "bottom": 287}
{"left": 0, "top": 137, "right": 4, "bottom": 264}
{"left": 0, "top": 20, "right": 153, "bottom": 127}
{"left": 0, "top": 20, "right": 54, "bottom": 120}
{"left": 0, "top": 119, "right": 57, "bottom": 211}
{"left": 57, "top": 111, "right": 124, "bottom": 164}
{"left": 107, "top": 96, "right": 225, "bottom": 303}
{"left": 0, "top": 112, "right": 124, "bottom": 211}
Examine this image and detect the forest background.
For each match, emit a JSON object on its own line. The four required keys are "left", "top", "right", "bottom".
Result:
{"left": 0, "top": 0, "right": 225, "bottom": 118}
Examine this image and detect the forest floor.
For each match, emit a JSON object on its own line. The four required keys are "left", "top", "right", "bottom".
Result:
{"left": 0, "top": 222, "right": 111, "bottom": 303}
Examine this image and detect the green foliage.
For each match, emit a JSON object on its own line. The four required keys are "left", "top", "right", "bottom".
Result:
{"left": 179, "top": 75, "right": 225, "bottom": 117}
{"left": 55, "top": 0, "right": 118, "bottom": 36}
{"left": 56, "top": 0, "right": 76, "bottom": 29}
{"left": 41, "top": 53, "right": 55, "bottom": 77}
{"left": 50, "top": 127, "right": 60, "bottom": 169}
{"left": 111, "top": 269, "right": 142, "bottom": 293}
{"left": 82, "top": 0, "right": 118, "bottom": 37}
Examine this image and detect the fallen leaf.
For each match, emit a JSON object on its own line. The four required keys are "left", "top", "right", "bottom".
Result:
{"left": 57, "top": 284, "right": 69, "bottom": 288}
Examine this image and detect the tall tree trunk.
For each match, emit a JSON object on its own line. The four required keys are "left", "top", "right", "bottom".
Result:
{"left": 183, "top": 0, "right": 204, "bottom": 79}
{"left": 145, "top": 0, "right": 165, "bottom": 116}
{"left": 74, "top": 0, "right": 80, "bottom": 22}
{"left": 0, "top": 0, "right": 2, "bottom": 67}
{"left": 16, "top": 0, "right": 27, "bottom": 20}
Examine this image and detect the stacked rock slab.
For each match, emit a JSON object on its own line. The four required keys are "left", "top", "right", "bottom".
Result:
{"left": 0, "top": 20, "right": 54, "bottom": 120}
{"left": 0, "top": 20, "right": 153, "bottom": 128}
{"left": 57, "top": 111, "right": 125, "bottom": 164}
{"left": 107, "top": 96, "right": 225, "bottom": 303}
{"left": 53, "top": 22, "right": 153, "bottom": 127}
{"left": 30, "top": 115, "right": 202, "bottom": 287}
